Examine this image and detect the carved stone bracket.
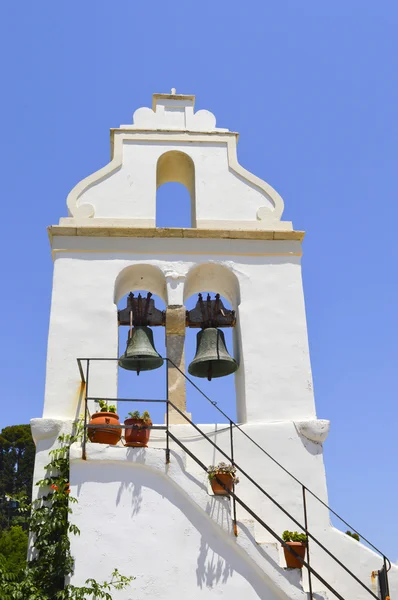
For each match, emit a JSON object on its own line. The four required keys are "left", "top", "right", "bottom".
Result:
{"left": 30, "top": 418, "right": 73, "bottom": 445}
{"left": 294, "top": 419, "right": 331, "bottom": 444}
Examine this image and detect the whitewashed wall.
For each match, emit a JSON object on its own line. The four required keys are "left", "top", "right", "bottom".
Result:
{"left": 44, "top": 236, "right": 314, "bottom": 423}
{"left": 69, "top": 442, "right": 307, "bottom": 600}
{"left": 68, "top": 436, "right": 398, "bottom": 600}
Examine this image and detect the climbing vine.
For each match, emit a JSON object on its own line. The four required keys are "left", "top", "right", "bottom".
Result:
{"left": 0, "top": 425, "right": 134, "bottom": 599}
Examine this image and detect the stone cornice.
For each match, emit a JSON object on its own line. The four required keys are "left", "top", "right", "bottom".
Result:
{"left": 110, "top": 128, "right": 239, "bottom": 137}
{"left": 48, "top": 226, "right": 305, "bottom": 245}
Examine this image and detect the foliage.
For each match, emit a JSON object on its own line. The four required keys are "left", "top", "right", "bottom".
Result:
{"left": 0, "top": 562, "right": 133, "bottom": 600}
{"left": 346, "top": 530, "right": 360, "bottom": 541}
{"left": 207, "top": 462, "right": 239, "bottom": 484}
{"left": 98, "top": 400, "right": 117, "bottom": 414}
{"left": 282, "top": 530, "right": 308, "bottom": 543}
{"left": 126, "top": 410, "right": 151, "bottom": 422}
{"left": 0, "top": 424, "right": 134, "bottom": 599}
{"left": 0, "top": 424, "right": 35, "bottom": 530}
{"left": 0, "top": 526, "right": 28, "bottom": 573}
{"left": 58, "top": 569, "right": 134, "bottom": 599}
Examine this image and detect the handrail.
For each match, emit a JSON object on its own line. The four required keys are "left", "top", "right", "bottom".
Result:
{"left": 168, "top": 429, "right": 347, "bottom": 600}
{"left": 165, "top": 398, "right": 380, "bottom": 600}
{"left": 164, "top": 358, "right": 392, "bottom": 571}
{"left": 77, "top": 357, "right": 391, "bottom": 599}
{"left": 77, "top": 356, "right": 391, "bottom": 567}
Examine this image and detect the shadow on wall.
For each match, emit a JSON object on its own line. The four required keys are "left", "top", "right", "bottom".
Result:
{"left": 197, "top": 499, "right": 234, "bottom": 588}
{"left": 296, "top": 433, "right": 325, "bottom": 457}
{"left": 72, "top": 456, "right": 280, "bottom": 599}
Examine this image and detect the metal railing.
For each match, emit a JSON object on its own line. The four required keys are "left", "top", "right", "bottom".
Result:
{"left": 77, "top": 357, "right": 391, "bottom": 600}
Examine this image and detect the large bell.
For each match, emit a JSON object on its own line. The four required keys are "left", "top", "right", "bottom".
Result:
{"left": 188, "top": 327, "right": 238, "bottom": 381}
{"left": 118, "top": 326, "right": 164, "bottom": 374}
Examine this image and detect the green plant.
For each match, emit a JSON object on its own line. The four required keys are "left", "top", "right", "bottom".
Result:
{"left": 0, "top": 424, "right": 35, "bottom": 530}
{"left": 98, "top": 400, "right": 117, "bottom": 413}
{"left": 282, "top": 530, "right": 308, "bottom": 543}
{"left": 126, "top": 410, "right": 151, "bottom": 421}
{"left": 127, "top": 410, "right": 141, "bottom": 419}
{"left": 0, "top": 422, "right": 134, "bottom": 599}
{"left": 0, "top": 525, "right": 28, "bottom": 574}
{"left": 207, "top": 462, "right": 239, "bottom": 484}
{"left": 346, "top": 530, "right": 360, "bottom": 541}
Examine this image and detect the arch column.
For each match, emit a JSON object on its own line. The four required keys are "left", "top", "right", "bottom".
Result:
{"left": 165, "top": 272, "right": 191, "bottom": 424}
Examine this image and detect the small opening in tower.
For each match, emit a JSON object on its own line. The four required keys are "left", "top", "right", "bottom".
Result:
{"left": 156, "top": 150, "right": 196, "bottom": 227}
{"left": 156, "top": 182, "right": 192, "bottom": 228}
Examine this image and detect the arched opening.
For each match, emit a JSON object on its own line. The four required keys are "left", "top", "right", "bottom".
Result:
{"left": 114, "top": 265, "right": 167, "bottom": 424}
{"left": 185, "top": 292, "right": 238, "bottom": 423}
{"left": 156, "top": 151, "right": 196, "bottom": 227}
{"left": 117, "top": 291, "right": 166, "bottom": 425}
{"left": 184, "top": 264, "right": 244, "bottom": 424}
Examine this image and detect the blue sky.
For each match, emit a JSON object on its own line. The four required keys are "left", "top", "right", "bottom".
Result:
{"left": 1, "top": 1, "right": 397, "bottom": 560}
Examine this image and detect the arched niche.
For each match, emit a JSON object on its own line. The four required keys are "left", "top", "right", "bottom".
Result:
{"left": 114, "top": 264, "right": 167, "bottom": 305}
{"left": 184, "top": 264, "right": 245, "bottom": 423}
{"left": 156, "top": 150, "right": 196, "bottom": 227}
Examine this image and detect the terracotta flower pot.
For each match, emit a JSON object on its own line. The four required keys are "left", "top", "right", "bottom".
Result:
{"left": 124, "top": 418, "right": 152, "bottom": 447}
{"left": 88, "top": 412, "right": 122, "bottom": 445}
{"left": 210, "top": 473, "right": 234, "bottom": 496}
{"left": 283, "top": 541, "right": 307, "bottom": 569}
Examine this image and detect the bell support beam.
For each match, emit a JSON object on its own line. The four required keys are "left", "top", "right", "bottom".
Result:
{"left": 118, "top": 292, "right": 165, "bottom": 327}
{"left": 186, "top": 293, "right": 236, "bottom": 328}
{"left": 165, "top": 306, "right": 191, "bottom": 424}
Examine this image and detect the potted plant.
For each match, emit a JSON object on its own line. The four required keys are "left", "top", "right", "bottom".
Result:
{"left": 207, "top": 462, "right": 239, "bottom": 496}
{"left": 346, "top": 530, "right": 360, "bottom": 541}
{"left": 88, "top": 400, "right": 122, "bottom": 445}
{"left": 282, "top": 530, "right": 307, "bottom": 569}
{"left": 124, "top": 410, "right": 152, "bottom": 447}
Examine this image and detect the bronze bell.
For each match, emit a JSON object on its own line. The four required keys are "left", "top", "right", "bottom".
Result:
{"left": 188, "top": 327, "right": 238, "bottom": 381}
{"left": 118, "top": 326, "right": 164, "bottom": 374}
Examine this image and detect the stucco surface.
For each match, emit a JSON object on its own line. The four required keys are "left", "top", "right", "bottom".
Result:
{"left": 68, "top": 440, "right": 398, "bottom": 600}
{"left": 69, "top": 444, "right": 306, "bottom": 600}
{"left": 42, "top": 240, "right": 314, "bottom": 423}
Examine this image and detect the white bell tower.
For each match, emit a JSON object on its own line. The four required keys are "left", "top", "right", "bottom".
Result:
{"left": 31, "top": 91, "right": 397, "bottom": 600}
